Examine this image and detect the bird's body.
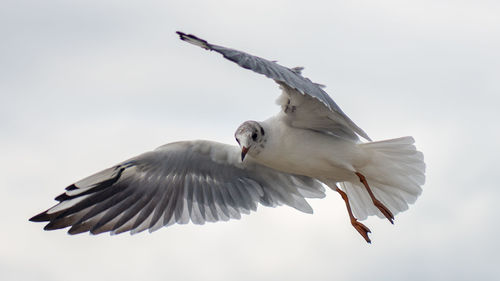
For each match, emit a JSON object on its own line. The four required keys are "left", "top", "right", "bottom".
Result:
{"left": 30, "top": 32, "right": 425, "bottom": 243}
{"left": 253, "top": 115, "right": 362, "bottom": 181}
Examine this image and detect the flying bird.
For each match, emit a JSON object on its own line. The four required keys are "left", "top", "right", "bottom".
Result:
{"left": 30, "top": 31, "right": 425, "bottom": 243}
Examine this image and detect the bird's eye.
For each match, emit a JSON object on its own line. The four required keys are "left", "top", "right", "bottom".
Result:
{"left": 235, "top": 138, "right": 240, "bottom": 144}
{"left": 252, "top": 133, "right": 258, "bottom": 141}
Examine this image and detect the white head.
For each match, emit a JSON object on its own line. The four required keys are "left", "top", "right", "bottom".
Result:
{"left": 234, "top": 121, "right": 266, "bottom": 161}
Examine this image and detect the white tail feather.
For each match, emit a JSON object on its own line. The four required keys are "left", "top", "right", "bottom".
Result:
{"left": 339, "top": 136, "right": 426, "bottom": 220}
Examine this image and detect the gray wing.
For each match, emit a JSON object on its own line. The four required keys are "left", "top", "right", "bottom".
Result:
{"left": 30, "top": 140, "right": 325, "bottom": 235}
{"left": 177, "top": 31, "right": 370, "bottom": 141}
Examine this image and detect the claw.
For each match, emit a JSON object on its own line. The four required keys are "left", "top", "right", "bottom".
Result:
{"left": 374, "top": 199, "right": 394, "bottom": 224}
{"left": 351, "top": 219, "right": 372, "bottom": 243}
{"left": 335, "top": 187, "right": 373, "bottom": 244}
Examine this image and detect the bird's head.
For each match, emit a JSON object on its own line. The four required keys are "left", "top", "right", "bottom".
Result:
{"left": 234, "top": 121, "right": 266, "bottom": 161}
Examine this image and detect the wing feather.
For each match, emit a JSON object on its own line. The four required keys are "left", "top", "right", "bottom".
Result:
{"left": 30, "top": 140, "right": 325, "bottom": 235}
{"left": 177, "top": 31, "right": 370, "bottom": 141}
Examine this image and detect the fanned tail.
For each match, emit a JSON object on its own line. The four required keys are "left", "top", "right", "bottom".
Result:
{"left": 339, "top": 136, "right": 425, "bottom": 220}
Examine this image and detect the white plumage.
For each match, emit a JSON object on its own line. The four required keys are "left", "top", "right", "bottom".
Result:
{"left": 30, "top": 32, "right": 425, "bottom": 243}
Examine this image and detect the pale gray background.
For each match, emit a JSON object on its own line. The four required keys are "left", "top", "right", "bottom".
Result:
{"left": 2, "top": 1, "right": 499, "bottom": 280}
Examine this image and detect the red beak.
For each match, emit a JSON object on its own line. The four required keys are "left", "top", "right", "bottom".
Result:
{"left": 241, "top": 146, "right": 249, "bottom": 161}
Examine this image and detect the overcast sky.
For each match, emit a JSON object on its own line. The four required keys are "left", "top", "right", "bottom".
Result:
{"left": 1, "top": 1, "right": 499, "bottom": 280}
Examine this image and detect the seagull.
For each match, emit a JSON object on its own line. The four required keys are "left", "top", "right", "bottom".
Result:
{"left": 30, "top": 31, "right": 425, "bottom": 243}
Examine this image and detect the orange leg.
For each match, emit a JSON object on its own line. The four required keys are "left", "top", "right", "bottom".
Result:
{"left": 355, "top": 172, "right": 394, "bottom": 224}
{"left": 335, "top": 188, "right": 372, "bottom": 244}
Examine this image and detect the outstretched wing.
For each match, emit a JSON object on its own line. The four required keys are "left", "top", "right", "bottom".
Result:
{"left": 177, "top": 31, "right": 370, "bottom": 141}
{"left": 30, "top": 140, "right": 325, "bottom": 235}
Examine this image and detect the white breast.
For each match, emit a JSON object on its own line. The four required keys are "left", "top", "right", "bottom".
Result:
{"left": 249, "top": 116, "right": 366, "bottom": 182}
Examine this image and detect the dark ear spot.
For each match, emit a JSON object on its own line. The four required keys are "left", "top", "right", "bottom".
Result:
{"left": 260, "top": 127, "right": 265, "bottom": 136}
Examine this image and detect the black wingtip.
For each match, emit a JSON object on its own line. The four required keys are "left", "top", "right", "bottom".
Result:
{"left": 176, "top": 31, "right": 211, "bottom": 50}
{"left": 29, "top": 211, "right": 51, "bottom": 222}
{"left": 65, "top": 184, "right": 78, "bottom": 191}
{"left": 54, "top": 193, "right": 71, "bottom": 202}
{"left": 68, "top": 223, "right": 92, "bottom": 235}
